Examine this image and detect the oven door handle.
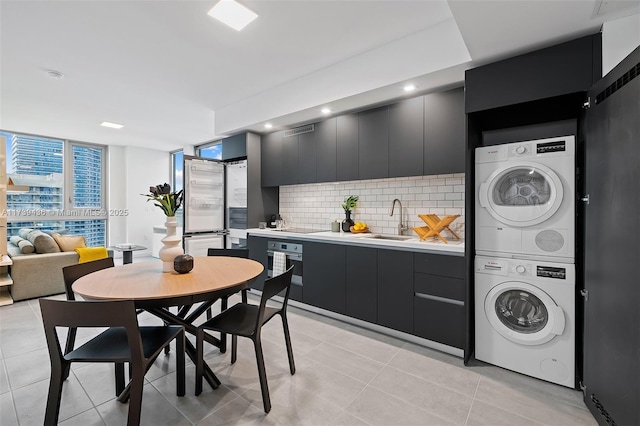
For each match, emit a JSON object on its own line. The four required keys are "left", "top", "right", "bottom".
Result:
{"left": 267, "top": 250, "right": 302, "bottom": 262}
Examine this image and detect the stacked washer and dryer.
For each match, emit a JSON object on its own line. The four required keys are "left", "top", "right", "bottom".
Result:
{"left": 474, "top": 135, "right": 576, "bottom": 388}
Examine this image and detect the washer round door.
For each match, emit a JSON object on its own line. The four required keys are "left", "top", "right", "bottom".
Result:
{"left": 485, "top": 281, "right": 565, "bottom": 346}
{"left": 479, "top": 162, "right": 563, "bottom": 227}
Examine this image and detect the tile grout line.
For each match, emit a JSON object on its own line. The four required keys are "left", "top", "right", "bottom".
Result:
{"left": 463, "top": 373, "right": 481, "bottom": 426}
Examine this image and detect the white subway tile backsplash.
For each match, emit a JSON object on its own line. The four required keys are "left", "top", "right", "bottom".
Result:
{"left": 278, "top": 174, "right": 465, "bottom": 236}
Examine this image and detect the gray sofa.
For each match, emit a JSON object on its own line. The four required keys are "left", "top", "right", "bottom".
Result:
{"left": 7, "top": 244, "right": 80, "bottom": 301}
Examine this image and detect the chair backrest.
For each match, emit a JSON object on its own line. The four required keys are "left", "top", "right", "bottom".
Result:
{"left": 207, "top": 248, "right": 249, "bottom": 258}
{"left": 257, "top": 266, "right": 294, "bottom": 325}
{"left": 62, "top": 257, "right": 115, "bottom": 301}
{"left": 39, "top": 299, "right": 143, "bottom": 366}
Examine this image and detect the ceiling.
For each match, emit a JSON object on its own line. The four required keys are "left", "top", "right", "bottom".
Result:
{"left": 1, "top": 0, "right": 638, "bottom": 152}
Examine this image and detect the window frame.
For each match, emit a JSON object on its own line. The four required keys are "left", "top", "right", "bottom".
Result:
{"left": 3, "top": 130, "right": 108, "bottom": 238}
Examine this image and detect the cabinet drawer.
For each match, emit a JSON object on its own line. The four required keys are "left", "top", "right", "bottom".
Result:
{"left": 414, "top": 273, "right": 464, "bottom": 301}
{"left": 414, "top": 296, "right": 464, "bottom": 349}
{"left": 414, "top": 253, "right": 464, "bottom": 278}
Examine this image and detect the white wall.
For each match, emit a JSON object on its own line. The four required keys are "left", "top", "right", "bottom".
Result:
{"left": 108, "top": 146, "right": 170, "bottom": 256}
{"left": 279, "top": 174, "right": 465, "bottom": 239}
{"left": 602, "top": 14, "right": 640, "bottom": 76}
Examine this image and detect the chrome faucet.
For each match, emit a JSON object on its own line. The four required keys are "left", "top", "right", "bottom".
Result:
{"left": 390, "top": 198, "right": 409, "bottom": 235}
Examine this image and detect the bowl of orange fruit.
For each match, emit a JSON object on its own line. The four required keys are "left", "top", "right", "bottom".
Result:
{"left": 350, "top": 222, "right": 370, "bottom": 233}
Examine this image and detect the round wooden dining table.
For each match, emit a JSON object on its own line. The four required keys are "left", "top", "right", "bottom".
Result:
{"left": 73, "top": 256, "right": 264, "bottom": 390}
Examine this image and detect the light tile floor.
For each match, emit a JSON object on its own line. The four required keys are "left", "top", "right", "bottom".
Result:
{"left": 0, "top": 262, "right": 597, "bottom": 425}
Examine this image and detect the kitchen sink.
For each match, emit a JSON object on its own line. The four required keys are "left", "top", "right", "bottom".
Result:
{"left": 362, "top": 235, "right": 412, "bottom": 241}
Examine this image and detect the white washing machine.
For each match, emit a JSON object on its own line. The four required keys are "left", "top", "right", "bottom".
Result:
{"left": 475, "top": 255, "right": 575, "bottom": 388}
{"left": 475, "top": 136, "right": 575, "bottom": 263}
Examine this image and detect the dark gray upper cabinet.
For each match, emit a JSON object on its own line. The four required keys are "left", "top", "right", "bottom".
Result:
{"left": 424, "top": 87, "right": 465, "bottom": 175}
{"left": 281, "top": 134, "right": 299, "bottom": 185}
{"left": 389, "top": 96, "right": 424, "bottom": 177}
{"left": 465, "top": 33, "right": 601, "bottom": 113}
{"left": 315, "top": 118, "right": 337, "bottom": 183}
{"left": 336, "top": 114, "right": 359, "bottom": 182}
{"left": 260, "top": 131, "right": 282, "bottom": 187}
{"left": 298, "top": 131, "right": 317, "bottom": 184}
{"left": 377, "top": 249, "right": 413, "bottom": 334}
{"left": 358, "top": 106, "right": 389, "bottom": 180}
{"left": 303, "top": 241, "right": 346, "bottom": 314}
{"left": 221, "top": 133, "right": 247, "bottom": 160}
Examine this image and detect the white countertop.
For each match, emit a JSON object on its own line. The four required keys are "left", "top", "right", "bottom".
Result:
{"left": 247, "top": 228, "right": 464, "bottom": 255}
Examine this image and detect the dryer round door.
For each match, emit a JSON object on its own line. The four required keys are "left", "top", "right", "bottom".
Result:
{"left": 479, "top": 162, "right": 563, "bottom": 227}
{"left": 485, "top": 281, "right": 565, "bottom": 346}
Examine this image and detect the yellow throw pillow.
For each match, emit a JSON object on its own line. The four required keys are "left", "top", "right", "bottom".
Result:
{"left": 75, "top": 247, "right": 108, "bottom": 263}
{"left": 53, "top": 233, "right": 87, "bottom": 252}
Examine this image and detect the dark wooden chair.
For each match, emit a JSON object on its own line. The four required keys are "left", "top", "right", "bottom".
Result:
{"left": 206, "top": 248, "right": 250, "bottom": 352}
{"left": 195, "top": 265, "right": 295, "bottom": 413}
{"left": 39, "top": 298, "right": 185, "bottom": 426}
{"left": 207, "top": 248, "right": 250, "bottom": 306}
{"left": 61, "top": 258, "right": 122, "bottom": 387}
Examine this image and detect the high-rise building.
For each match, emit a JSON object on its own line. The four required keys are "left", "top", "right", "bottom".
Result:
{"left": 5, "top": 134, "right": 105, "bottom": 246}
{"left": 10, "top": 134, "right": 63, "bottom": 175}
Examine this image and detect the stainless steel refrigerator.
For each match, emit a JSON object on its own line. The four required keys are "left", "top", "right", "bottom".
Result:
{"left": 182, "top": 156, "right": 247, "bottom": 256}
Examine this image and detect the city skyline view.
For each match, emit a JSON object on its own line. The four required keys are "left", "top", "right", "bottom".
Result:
{"left": 1, "top": 131, "right": 106, "bottom": 246}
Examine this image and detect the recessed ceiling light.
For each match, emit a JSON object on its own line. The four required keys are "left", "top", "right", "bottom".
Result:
{"left": 46, "top": 70, "right": 64, "bottom": 80}
{"left": 403, "top": 84, "right": 417, "bottom": 92}
{"left": 264, "top": 123, "right": 273, "bottom": 129}
{"left": 208, "top": 0, "right": 258, "bottom": 31}
{"left": 321, "top": 108, "right": 331, "bottom": 114}
{"left": 101, "top": 121, "right": 123, "bottom": 129}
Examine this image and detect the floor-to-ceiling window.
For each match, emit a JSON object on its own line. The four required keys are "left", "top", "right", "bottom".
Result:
{"left": 1, "top": 131, "right": 107, "bottom": 246}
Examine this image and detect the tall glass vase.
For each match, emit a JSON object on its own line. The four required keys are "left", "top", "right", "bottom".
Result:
{"left": 159, "top": 216, "right": 183, "bottom": 272}
{"left": 342, "top": 210, "right": 355, "bottom": 232}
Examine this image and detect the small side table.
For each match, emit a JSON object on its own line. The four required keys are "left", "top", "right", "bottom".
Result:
{"left": 109, "top": 245, "right": 147, "bottom": 264}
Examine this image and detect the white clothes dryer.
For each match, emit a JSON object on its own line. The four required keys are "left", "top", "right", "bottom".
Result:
{"left": 475, "top": 136, "right": 575, "bottom": 263}
{"left": 475, "top": 255, "right": 575, "bottom": 388}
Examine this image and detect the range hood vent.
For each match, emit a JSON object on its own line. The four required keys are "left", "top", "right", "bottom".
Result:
{"left": 284, "top": 124, "right": 314, "bottom": 137}
{"left": 595, "top": 62, "right": 639, "bottom": 105}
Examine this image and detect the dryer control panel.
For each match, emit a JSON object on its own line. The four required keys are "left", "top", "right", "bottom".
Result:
{"left": 536, "top": 266, "right": 566, "bottom": 280}
{"left": 475, "top": 256, "right": 573, "bottom": 283}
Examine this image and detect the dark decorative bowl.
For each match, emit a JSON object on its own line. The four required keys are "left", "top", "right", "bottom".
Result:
{"left": 174, "top": 254, "right": 194, "bottom": 274}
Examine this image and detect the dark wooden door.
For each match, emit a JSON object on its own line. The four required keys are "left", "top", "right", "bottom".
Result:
{"left": 303, "top": 241, "right": 346, "bottom": 314}
{"left": 281, "top": 134, "right": 299, "bottom": 185}
{"left": 582, "top": 46, "right": 639, "bottom": 426}
{"left": 336, "top": 114, "right": 359, "bottom": 181}
{"left": 377, "top": 249, "right": 413, "bottom": 333}
{"left": 315, "top": 118, "right": 337, "bottom": 183}
{"left": 346, "top": 245, "right": 377, "bottom": 323}
{"left": 389, "top": 96, "right": 423, "bottom": 177}
{"left": 424, "top": 88, "right": 465, "bottom": 175}
{"left": 298, "top": 131, "right": 317, "bottom": 184}
{"left": 260, "top": 131, "right": 282, "bottom": 187}
{"left": 358, "top": 106, "right": 389, "bottom": 180}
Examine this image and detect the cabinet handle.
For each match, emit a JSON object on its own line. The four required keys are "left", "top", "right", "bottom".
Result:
{"left": 414, "top": 292, "right": 464, "bottom": 306}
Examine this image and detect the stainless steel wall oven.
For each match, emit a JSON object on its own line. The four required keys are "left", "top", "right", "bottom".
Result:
{"left": 267, "top": 240, "right": 303, "bottom": 300}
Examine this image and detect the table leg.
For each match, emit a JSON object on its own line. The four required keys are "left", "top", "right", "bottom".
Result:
{"left": 123, "top": 250, "right": 133, "bottom": 264}
{"left": 145, "top": 305, "right": 222, "bottom": 390}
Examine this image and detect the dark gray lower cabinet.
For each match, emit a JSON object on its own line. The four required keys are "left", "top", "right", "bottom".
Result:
{"left": 249, "top": 236, "right": 466, "bottom": 349}
{"left": 413, "top": 272, "right": 465, "bottom": 348}
{"left": 346, "top": 246, "right": 377, "bottom": 323}
{"left": 247, "top": 236, "right": 268, "bottom": 291}
{"left": 414, "top": 295, "right": 464, "bottom": 349}
{"left": 303, "top": 241, "right": 346, "bottom": 314}
{"left": 377, "top": 249, "right": 413, "bottom": 334}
